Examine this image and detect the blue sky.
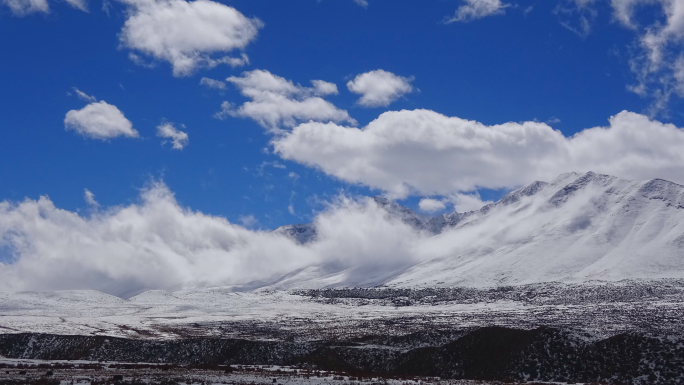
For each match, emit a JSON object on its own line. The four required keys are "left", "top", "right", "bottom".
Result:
{"left": 1, "top": 0, "right": 684, "bottom": 231}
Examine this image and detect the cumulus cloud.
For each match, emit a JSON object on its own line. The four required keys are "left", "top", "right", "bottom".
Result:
{"left": 217, "top": 70, "right": 356, "bottom": 133}
{"left": 546, "top": 116, "right": 561, "bottom": 125}
{"left": 449, "top": 192, "right": 491, "bottom": 212}
{"left": 238, "top": 214, "right": 259, "bottom": 228}
{"left": 311, "top": 80, "right": 339, "bottom": 96}
{"left": 0, "top": 184, "right": 421, "bottom": 295}
{"left": 418, "top": 198, "right": 446, "bottom": 213}
{"left": 199, "top": 77, "right": 226, "bottom": 90}
{"left": 346, "top": 70, "right": 413, "bottom": 107}
{"left": 273, "top": 109, "right": 684, "bottom": 198}
{"left": 353, "top": 0, "right": 368, "bottom": 7}
{"left": 64, "top": 101, "right": 139, "bottom": 140}
{"left": 446, "top": 0, "right": 510, "bottom": 23}
{"left": 119, "top": 0, "right": 262, "bottom": 76}
{"left": 157, "top": 123, "right": 189, "bottom": 150}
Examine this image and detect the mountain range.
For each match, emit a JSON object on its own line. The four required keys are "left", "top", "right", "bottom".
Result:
{"left": 269, "top": 171, "right": 684, "bottom": 289}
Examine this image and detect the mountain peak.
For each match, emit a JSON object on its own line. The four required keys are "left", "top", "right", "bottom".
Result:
{"left": 550, "top": 172, "right": 582, "bottom": 187}
{"left": 548, "top": 171, "right": 617, "bottom": 206}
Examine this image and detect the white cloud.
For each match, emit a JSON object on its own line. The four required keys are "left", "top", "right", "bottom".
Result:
{"left": 199, "top": 77, "right": 226, "bottom": 90}
{"left": 558, "top": 0, "right": 684, "bottom": 110}
{"left": 446, "top": 0, "right": 510, "bottom": 23}
{"left": 0, "top": 184, "right": 421, "bottom": 294}
{"left": 615, "top": 0, "right": 684, "bottom": 65}
{"left": 346, "top": 70, "right": 413, "bottom": 107}
{"left": 1, "top": 0, "right": 86, "bottom": 15}
{"left": 119, "top": 0, "right": 262, "bottom": 76}
{"left": 102, "top": 0, "right": 111, "bottom": 15}
{"left": 84, "top": 189, "right": 98, "bottom": 207}
{"left": 2, "top": 0, "right": 48, "bottom": 14}
{"left": 157, "top": 123, "right": 189, "bottom": 150}
{"left": 128, "top": 52, "right": 157, "bottom": 69}
{"left": 675, "top": 55, "right": 684, "bottom": 94}
{"left": 238, "top": 214, "right": 259, "bottom": 228}
{"left": 273, "top": 109, "right": 684, "bottom": 198}
{"left": 449, "top": 192, "right": 490, "bottom": 212}
{"left": 553, "top": 0, "right": 598, "bottom": 38}
{"left": 353, "top": 0, "right": 368, "bottom": 7}
{"left": 72, "top": 87, "right": 97, "bottom": 103}
{"left": 288, "top": 172, "right": 300, "bottom": 181}
{"left": 217, "top": 70, "right": 356, "bottom": 133}
{"left": 608, "top": 0, "right": 684, "bottom": 102}
{"left": 311, "top": 80, "right": 339, "bottom": 96}
{"left": 418, "top": 198, "right": 446, "bottom": 213}
{"left": 255, "top": 160, "right": 285, "bottom": 175}
{"left": 420, "top": 193, "right": 490, "bottom": 213}
{"left": 64, "top": 101, "right": 139, "bottom": 140}
{"left": 546, "top": 116, "right": 561, "bottom": 124}
{"left": 63, "top": 0, "right": 86, "bottom": 11}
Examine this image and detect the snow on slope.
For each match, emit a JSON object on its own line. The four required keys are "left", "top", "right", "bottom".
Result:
{"left": 386, "top": 172, "right": 684, "bottom": 287}
{"left": 268, "top": 172, "right": 684, "bottom": 289}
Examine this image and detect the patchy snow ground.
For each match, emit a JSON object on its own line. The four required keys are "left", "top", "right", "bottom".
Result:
{"left": 1, "top": 280, "right": 683, "bottom": 341}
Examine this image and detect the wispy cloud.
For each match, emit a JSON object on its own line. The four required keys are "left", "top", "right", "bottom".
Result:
{"left": 72, "top": 87, "right": 97, "bottom": 103}
{"left": 157, "top": 123, "right": 189, "bottom": 150}
{"left": 445, "top": 0, "right": 510, "bottom": 23}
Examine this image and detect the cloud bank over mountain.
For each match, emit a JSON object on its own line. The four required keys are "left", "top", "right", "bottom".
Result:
{"left": 274, "top": 110, "right": 684, "bottom": 198}
{"left": 1, "top": 172, "right": 683, "bottom": 295}
{"left": 0, "top": 184, "right": 419, "bottom": 296}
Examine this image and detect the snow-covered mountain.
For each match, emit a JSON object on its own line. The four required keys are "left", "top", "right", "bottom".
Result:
{"left": 270, "top": 171, "right": 684, "bottom": 289}
{"left": 274, "top": 181, "right": 553, "bottom": 242}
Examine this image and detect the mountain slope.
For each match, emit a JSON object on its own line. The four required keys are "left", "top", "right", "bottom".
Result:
{"left": 388, "top": 171, "right": 684, "bottom": 287}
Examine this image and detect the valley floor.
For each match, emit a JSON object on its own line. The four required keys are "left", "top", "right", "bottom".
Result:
{"left": 0, "top": 359, "right": 599, "bottom": 385}
{"left": 1, "top": 280, "right": 683, "bottom": 384}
